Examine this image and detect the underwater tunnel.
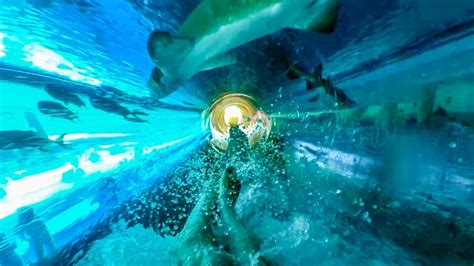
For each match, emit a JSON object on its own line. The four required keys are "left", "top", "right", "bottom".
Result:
{"left": 0, "top": 0, "right": 474, "bottom": 265}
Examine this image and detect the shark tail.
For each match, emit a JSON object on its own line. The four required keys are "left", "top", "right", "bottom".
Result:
{"left": 130, "top": 112, "right": 151, "bottom": 124}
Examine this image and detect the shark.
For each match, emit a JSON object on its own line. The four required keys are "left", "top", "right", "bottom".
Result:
{"left": 147, "top": 0, "right": 341, "bottom": 98}
{"left": 0, "top": 130, "right": 66, "bottom": 151}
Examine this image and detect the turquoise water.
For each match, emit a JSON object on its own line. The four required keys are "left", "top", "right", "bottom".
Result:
{"left": 1, "top": 0, "right": 474, "bottom": 265}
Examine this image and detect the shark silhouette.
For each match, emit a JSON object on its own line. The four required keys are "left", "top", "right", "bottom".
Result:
{"left": 147, "top": 0, "right": 340, "bottom": 98}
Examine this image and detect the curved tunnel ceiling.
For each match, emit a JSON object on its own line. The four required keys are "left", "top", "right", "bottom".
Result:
{"left": 2, "top": 0, "right": 472, "bottom": 112}
{"left": 0, "top": 1, "right": 473, "bottom": 264}
{"left": 127, "top": 0, "right": 474, "bottom": 111}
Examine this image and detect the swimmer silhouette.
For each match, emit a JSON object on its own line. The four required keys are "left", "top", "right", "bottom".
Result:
{"left": 0, "top": 233, "right": 23, "bottom": 266}
{"left": 16, "top": 208, "right": 56, "bottom": 264}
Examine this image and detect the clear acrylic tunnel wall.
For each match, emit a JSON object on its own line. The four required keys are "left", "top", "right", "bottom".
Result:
{"left": 0, "top": 0, "right": 473, "bottom": 265}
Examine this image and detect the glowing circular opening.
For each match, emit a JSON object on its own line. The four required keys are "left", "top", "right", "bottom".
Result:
{"left": 205, "top": 93, "right": 272, "bottom": 152}
{"left": 224, "top": 105, "right": 243, "bottom": 126}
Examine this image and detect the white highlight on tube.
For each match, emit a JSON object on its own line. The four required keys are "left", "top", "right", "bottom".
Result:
{"left": 0, "top": 32, "right": 6, "bottom": 58}
{"left": 0, "top": 164, "right": 75, "bottom": 220}
{"left": 48, "top": 133, "right": 130, "bottom": 142}
{"left": 0, "top": 135, "right": 194, "bottom": 220}
{"left": 22, "top": 43, "right": 101, "bottom": 86}
{"left": 142, "top": 135, "right": 192, "bottom": 155}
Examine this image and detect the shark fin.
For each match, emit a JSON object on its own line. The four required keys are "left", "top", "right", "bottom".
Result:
{"left": 200, "top": 53, "right": 238, "bottom": 72}
{"left": 24, "top": 112, "right": 48, "bottom": 139}
{"left": 55, "top": 133, "right": 67, "bottom": 146}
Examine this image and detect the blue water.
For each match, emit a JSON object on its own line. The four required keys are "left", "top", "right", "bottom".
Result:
{"left": 1, "top": 0, "right": 474, "bottom": 265}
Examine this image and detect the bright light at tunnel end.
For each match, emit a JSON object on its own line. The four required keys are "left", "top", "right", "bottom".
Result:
{"left": 207, "top": 93, "right": 272, "bottom": 152}
{"left": 224, "top": 105, "right": 243, "bottom": 126}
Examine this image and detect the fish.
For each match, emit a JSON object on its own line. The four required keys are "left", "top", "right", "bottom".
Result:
{"left": 89, "top": 96, "right": 148, "bottom": 123}
{"left": 45, "top": 84, "right": 86, "bottom": 108}
{"left": 147, "top": 0, "right": 341, "bottom": 98}
{"left": 0, "top": 130, "right": 66, "bottom": 151}
{"left": 286, "top": 63, "right": 355, "bottom": 106}
{"left": 37, "top": 101, "right": 79, "bottom": 122}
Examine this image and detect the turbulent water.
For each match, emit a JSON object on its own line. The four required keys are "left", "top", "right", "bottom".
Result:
{"left": 1, "top": 0, "right": 474, "bottom": 265}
